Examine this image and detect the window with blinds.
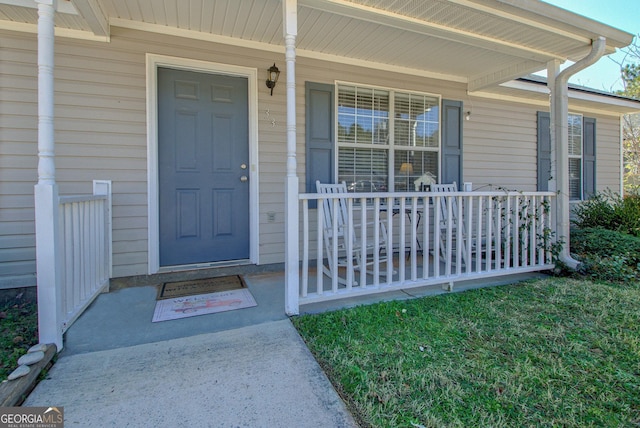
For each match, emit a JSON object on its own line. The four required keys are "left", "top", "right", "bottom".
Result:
{"left": 568, "top": 113, "right": 583, "bottom": 200}
{"left": 337, "top": 83, "right": 440, "bottom": 192}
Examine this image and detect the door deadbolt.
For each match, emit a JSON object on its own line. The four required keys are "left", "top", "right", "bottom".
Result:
{"left": 240, "top": 164, "right": 247, "bottom": 170}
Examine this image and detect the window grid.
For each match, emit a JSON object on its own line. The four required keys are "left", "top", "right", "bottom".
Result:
{"left": 337, "top": 83, "right": 440, "bottom": 192}
{"left": 568, "top": 113, "right": 583, "bottom": 201}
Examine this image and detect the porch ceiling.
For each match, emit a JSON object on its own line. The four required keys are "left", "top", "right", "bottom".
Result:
{"left": 0, "top": 0, "right": 634, "bottom": 91}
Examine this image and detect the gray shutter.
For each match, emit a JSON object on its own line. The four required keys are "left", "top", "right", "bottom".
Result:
{"left": 583, "top": 117, "right": 596, "bottom": 198}
{"left": 442, "top": 99, "right": 463, "bottom": 190}
{"left": 305, "top": 82, "right": 334, "bottom": 208}
{"left": 537, "top": 111, "right": 551, "bottom": 191}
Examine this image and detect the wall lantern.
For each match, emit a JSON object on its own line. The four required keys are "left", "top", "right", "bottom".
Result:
{"left": 266, "top": 63, "right": 280, "bottom": 96}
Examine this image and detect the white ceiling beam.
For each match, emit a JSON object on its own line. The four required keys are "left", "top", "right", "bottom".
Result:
{"left": 299, "top": 0, "right": 563, "bottom": 63}
{"left": 70, "top": 0, "right": 108, "bottom": 37}
{"left": 468, "top": 59, "right": 546, "bottom": 92}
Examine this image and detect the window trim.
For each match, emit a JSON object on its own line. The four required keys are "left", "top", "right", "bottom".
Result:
{"left": 334, "top": 81, "right": 442, "bottom": 192}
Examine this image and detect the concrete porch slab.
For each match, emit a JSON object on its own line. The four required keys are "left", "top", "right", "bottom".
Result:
{"left": 62, "top": 272, "right": 288, "bottom": 356}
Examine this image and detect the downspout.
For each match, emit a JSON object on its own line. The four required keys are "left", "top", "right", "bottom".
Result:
{"left": 551, "top": 36, "right": 606, "bottom": 269}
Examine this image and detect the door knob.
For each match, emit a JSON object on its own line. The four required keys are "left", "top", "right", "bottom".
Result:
{"left": 240, "top": 176, "right": 248, "bottom": 182}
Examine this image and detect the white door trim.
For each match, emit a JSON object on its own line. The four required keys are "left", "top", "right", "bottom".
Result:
{"left": 146, "top": 53, "right": 259, "bottom": 274}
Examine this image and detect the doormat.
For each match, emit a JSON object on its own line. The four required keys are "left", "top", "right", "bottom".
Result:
{"left": 152, "top": 288, "right": 257, "bottom": 322}
{"left": 157, "top": 275, "right": 247, "bottom": 300}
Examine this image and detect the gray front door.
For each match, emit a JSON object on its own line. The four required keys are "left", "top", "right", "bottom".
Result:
{"left": 158, "top": 67, "right": 249, "bottom": 266}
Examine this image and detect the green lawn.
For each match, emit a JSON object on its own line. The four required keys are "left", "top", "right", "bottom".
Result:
{"left": 293, "top": 278, "right": 640, "bottom": 427}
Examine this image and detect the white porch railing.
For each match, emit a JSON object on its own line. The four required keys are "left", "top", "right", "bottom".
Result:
{"left": 57, "top": 180, "right": 112, "bottom": 333}
{"left": 298, "top": 190, "right": 556, "bottom": 308}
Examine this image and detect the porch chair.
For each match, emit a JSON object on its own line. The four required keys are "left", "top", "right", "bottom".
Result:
{"left": 431, "top": 182, "right": 472, "bottom": 268}
{"left": 316, "top": 181, "right": 392, "bottom": 285}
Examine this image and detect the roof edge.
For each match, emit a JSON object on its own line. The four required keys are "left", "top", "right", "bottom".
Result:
{"left": 493, "top": 0, "right": 635, "bottom": 48}
{"left": 518, "top": 75, "right": 640, "bottom": 104}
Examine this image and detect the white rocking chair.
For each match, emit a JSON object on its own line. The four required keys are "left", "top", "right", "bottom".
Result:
{"left": 431, "top": 182, "right": 472, "bottom": 268}
{"left": 316, "top": 181, "right": 392, "bottom": 285}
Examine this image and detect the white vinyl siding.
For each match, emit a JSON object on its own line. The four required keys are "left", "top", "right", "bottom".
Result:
{"left": 0, "top": 31, "right": 38, "bottom": 288}
{"left": 594, "top": 115, "right": 622, "bottom": 193}
{"left": 463, "top": 99, "right": 538, "bottom": 191}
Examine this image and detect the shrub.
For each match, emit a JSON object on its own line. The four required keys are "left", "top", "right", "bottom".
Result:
{"left": 616, "top": 193, "right": 640, "bottom": 237}
{"left": 571, "top": 227, "right": 640, "bottom": 282}
{"left": 572, "top": 189, "right": 640, "bottom": 237}
{"left": 572, "top": 192, "right": 617, "bottom": 230}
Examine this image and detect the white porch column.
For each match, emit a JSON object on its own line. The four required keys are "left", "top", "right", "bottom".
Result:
{"left": 34, "top": 0, "right": 63, "bottom": 350}
{"left": 283, "top": 0, "right": 299, "bottom": 315}
{"left": 549, "top": 37, "right": 605, "bottom": 269}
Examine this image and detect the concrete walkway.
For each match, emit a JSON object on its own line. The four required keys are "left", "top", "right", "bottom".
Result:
{"left": 24, "top": 319, "right": 357, "bottom": 427}
{"left": 23, "top": 270, "right": 543, "bottom": 426}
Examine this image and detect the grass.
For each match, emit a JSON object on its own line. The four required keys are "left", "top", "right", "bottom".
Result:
{"left": 293, "top": 278, "right": 640, "bottom": 427}
{"left": 0, "top": 295, "right": 38, "bottom": 380}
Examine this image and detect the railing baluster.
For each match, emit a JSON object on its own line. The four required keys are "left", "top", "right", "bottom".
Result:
{"left": 386, "top": 196, "right": 394, "bottom": 283}
{"left": 346, "top": 198, "right": 354, "bottom": 290}
{"left": 486, "top": 196, "right": 493, "bottom": 272}
{"left": 422, "top": 194, "right": 430, "bottom": 279}
{"left": 302, "top": 200, "right": 309, "bottom": 298}
{"left": 434, "top": 196, "right": 441, "bottom": 277}
{"left": 331, "top": 196, "right": 339, "bottom": 293}
{"left": 504, "top": 196, "right": 511, "bottom": 269}
{"left": 455, "top": 195, "right": 462, "bottom": 276}
{"left": 476, "top": 196, "right": 482, "bottom": 273}
{"left": 446, "top": 196, "right": 453, "bottom": 276}
{"left": 495, "top": 197, "right": 502, "bottom": 270}
{"left": 465, "top": 195, "right": 473, "bottom": 274}
{"left": 399, "top": 197, "right": 406, "bottom": 284}
{"left": 316, "top": 200, "right": 324, "bottom": 295}
{"left": 373, "top": 197, "right": 381, "bottom": 286}
{"left": 410, "top": 196, "right": 418, "bottom": 281}
{"left": 360, "top": 197, "right": 367, "bottom": 288}
{"left": 539, "top": 196, "right": 544, "bottom": 266}
{"left": 529, "top": 196, "right": 535, "bottom": 266}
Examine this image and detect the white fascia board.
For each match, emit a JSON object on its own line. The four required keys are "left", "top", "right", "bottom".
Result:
{"left": 0, "top": 0, "right": 77, "bottom": 14}
{"left": 0, "top": 19, "right": 109, "bottom": 41}
{"left": 500, "top": 79, "right": 550, "bottom": 94}
{"left": 494, "top": 0, "right": 634, "bottom": 49}
{"left": 447, "top": 0, "right": 592, "bottom": 44}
